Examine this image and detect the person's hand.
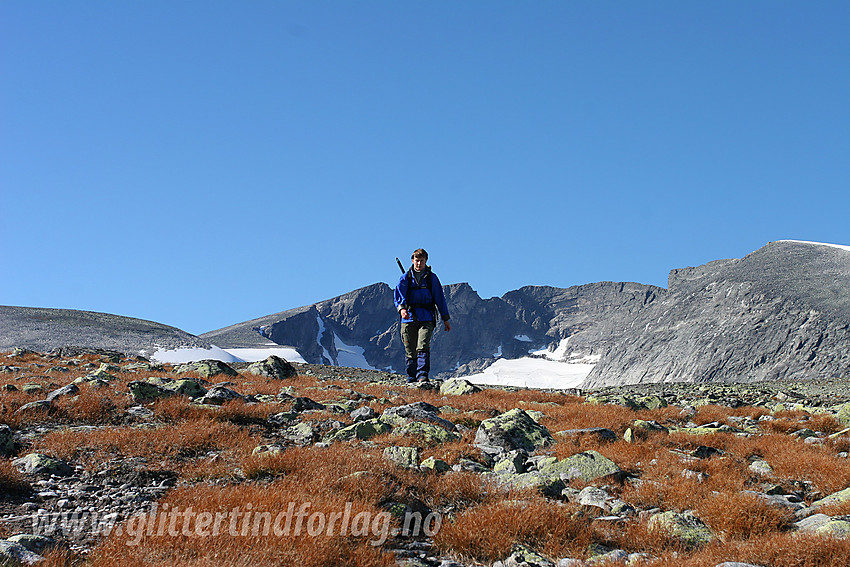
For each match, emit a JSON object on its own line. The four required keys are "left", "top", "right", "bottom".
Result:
{"left": 444, "top": 320, "right": 451, "bottom": 332}
{"left": 400, "top": 308, "right": 410, "bottom": 320}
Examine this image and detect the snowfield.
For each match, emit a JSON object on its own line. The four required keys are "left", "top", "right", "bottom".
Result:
{"left": 777, "top": 240, "right": 850, "bottom": 252}
{"left": 150, "top": 345, "right": 306, "bottom": 364}
{"left": 464, "top": 357, "right": 594, "bottom": 390}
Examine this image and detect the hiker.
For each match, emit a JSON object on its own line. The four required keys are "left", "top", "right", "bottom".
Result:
{"left": 394, "top": 248, "right": 451, "bottom": 383}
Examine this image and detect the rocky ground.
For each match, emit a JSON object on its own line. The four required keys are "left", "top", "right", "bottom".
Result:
{"left": 2, "top": 348, "right": 850, "bottom": 566}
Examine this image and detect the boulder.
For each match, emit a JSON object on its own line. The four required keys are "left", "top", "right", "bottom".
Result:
{"left": 128, "top": 381, "right": 174, "bottom": 402}
{"left": 284, "top": 422, "right": 318, "bottom": 446}
{"left": 325, "top": 419, "right": 391, "bottom": 443}
{"left": 197, "top": 386, "right": 246, "bottom": 406}
{"left": 499, "top": 544, "right": 553, "bottom": 567}
{"left": 475, "top": 408, "right": 553, "bottom": 456}
{"left": 383, "top": 446, "right": 420, "bottom": 468}
{"left": 648, "top": 511, "right": 715, "bottom": 547}
{"left": 380, "top": 402, "right": 457, "bottom": 432}
{"left": 244, "top": 355, "right": 297, "bottom": 380}
{"left": 291, "top": 397, "right": 326, "bottom": 412}
{"left": 420, "top": 456, "right": 450, "bottom": 473}
{"left": 6, "top": 534, "right": 56, "bottom": 554}
{"left": 44, "top": 383, "right": 79, "bottom": 402}
{"left": 13, "top": 453, "right": 73, "bottom": 476}
{"left": 0, "top": 540, "right": 43, "bottom": 565}
{"left": 350, "top": 405, "right": 377, "bottom": 422}
{"left": 392, "top": 421, "right": 460, "bottom": 444}
{"left": 439, "top": 378, "right": 482, "bottom": 396}
{"left": 812, "top": 486, "right": 850, "bottom": 508}
{"left": 537, "top": 450, "right": 621, "bottom": 483}
{"left": 173, "top": 360, "right": 237, "bottom": 379}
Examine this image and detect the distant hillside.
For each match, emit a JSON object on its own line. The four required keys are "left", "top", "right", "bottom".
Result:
{"left": 0, "top": 306, "right": 209, "bottom": 358}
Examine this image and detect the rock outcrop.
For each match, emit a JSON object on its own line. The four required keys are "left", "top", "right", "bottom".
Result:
{"left": 583, "top": 241, "right": 850, "bottom": 386}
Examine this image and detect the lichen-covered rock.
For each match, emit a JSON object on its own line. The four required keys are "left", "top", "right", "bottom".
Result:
{"left": 173, "top": 360, "right": 237, "bottom": 379}
{"left": 499, "top": 544, "right": 553, "bottom": 567}
{"left": 0, "top": 425, "right": 14, "bottom": 456}
{"left": 380, "top": 402, "right": 456, "bottom": 432}
{"left": 383, "top": 446, "right": 420, "bottom": 468}
{"left": 475, "top": 408, "right": 553, "bottom": 456}
{"left": 325, "top": 419, "right": 391, "bottom": 442}
{"left": 128, "top": 381, "right": 175, "bottom": 402}
{"left": 13, "top": 453, "right": 73, "bottom": 476}
{"left": 420, "top": 456, "right": 450, "bottom": 473}
{"left": 812, "top": 486, "right": 850, "bottom": 508}
{"left": 439, "top": 378, "right": 481, "bottom": 396}
{"left": 537, "top": 450, "right": 621, "bottom": 483}
{"left": 245, "top": 355, "right": 297, "bottom": 380}
{"left": 392, "top": 421, "right": 460, "bottom": 444}
{"left": 285, "top": 422, "right": 318, "bottom": 446}
{"left": 648, "top": 510, "right": 715, "bottom": 547}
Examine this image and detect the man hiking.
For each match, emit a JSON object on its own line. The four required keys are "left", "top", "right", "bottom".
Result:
{"left": 394, "top": 248, "right": 451, "bottom": 383}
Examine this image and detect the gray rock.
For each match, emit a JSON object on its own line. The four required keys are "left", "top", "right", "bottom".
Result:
{"left": 173, "top": 360, "right": 237, "bottom": 379}
{"left": 648, "top": 510, "right": 715, "bottom": 547}
{"left": 291, "top": 396, "right": 326, "bottom": 412}
{"left": 325, "top": 419, "right": 391, "bottom": 442}
{"left": 420, "top": 456, "right": 450, "bottom": 473}
{"left": 380, "top": 402, "right": 456, "bottom": 432}
{"left": 14, "top": 400, "right": 52, "bottom": 415}
{"left": 383, "top": 446, "right": 420, "bottom": 468}
{"left": 439, "top": 378, "right": 481, "bottom": 395}
{"left": 244, "top": 355, "right": 297, "bottom": 379}
{"left": 13, "top": 453, "right": 73, "bottom": 476}
{"left": 475, "top": 408, "right": 553, "bottom": 456}
{"left": 350, "top": 405, "right": 377, "bottom": 422}
{"left": 197, "top": 385, "right": 246, "bottom": 405}
{"left": 44, "top": 383, "right": 79, "bottom": 402}
{"left": 128, "top": 381, "right": 174, "bottom": 402}
{"left": 501, "top": 544, "right": 554, "bottom": 567}
{"left": 6, "top": 534, "right": 56, "bottom": 554}
{"left": 0, "top": 540, "right": 44, "bottom": 565}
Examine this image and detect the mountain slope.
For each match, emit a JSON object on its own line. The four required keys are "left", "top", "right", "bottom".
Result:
{"left": 582, "top": 241, "right": 850, "bottom": 386}
{"left": 200, "top": 280, "right": 665, "bottom": 378}
{"left": 0, "top": 306, "right": 209, "bottom": 357}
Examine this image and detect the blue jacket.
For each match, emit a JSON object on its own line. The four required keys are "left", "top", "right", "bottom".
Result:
{"left": 394, "top": 267, "right": 450, "bottom": 323}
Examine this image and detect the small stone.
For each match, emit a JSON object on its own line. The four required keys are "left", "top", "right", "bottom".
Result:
{"left": 420, "top": 456, "right": 450, "bottom": 473}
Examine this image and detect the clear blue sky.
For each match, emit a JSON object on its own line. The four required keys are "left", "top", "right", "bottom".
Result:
{"left": 2, "top": 1, "right": 848, "bottom": 335}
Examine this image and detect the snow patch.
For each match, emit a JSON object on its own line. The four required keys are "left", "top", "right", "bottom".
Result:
{"left": 514, "top": 335, "right": 533, "bottom": 342}
{"left": 465, "top": 357, "right": 593, "bottom": 390}
{"left": 332, "top": 332, "right": 377, "bottom": 370}
{"left": 150, "top": 345, "right": 307, "bottom": 364}
{"left": 150, "top": 345, "right": 241, "bottom": 364}
{"left": 224, "top": 347, "right": 307, "bottom": 364}
{"left": 777, "top": 240, "right": 850, "bottom": 253}
{"left": 493, "top": 344, "right": 503, "bottom": 358}
{"left": 316, "top": 315, "right": 333, "bottom": 364}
